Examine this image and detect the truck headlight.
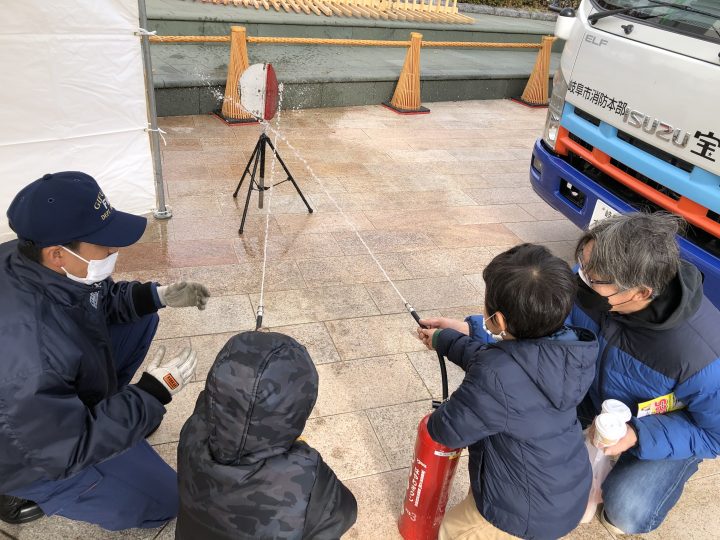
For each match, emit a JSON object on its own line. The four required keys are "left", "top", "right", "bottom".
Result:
{"left": 542, "top": 69, "right": 568, "bottom": 151}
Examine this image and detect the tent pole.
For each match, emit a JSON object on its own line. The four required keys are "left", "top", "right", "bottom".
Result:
{"left": 138, "top": 0, "right": 172, "bottom": 220}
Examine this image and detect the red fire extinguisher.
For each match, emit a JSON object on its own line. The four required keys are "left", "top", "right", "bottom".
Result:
{"left": 398, "top": 409, "right": 462, "bottom": 539}
{"left": 399, "top": 307, "right": 463, "bottom": 540}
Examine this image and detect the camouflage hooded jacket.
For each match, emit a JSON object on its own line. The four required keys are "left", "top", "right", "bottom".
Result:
{"left": 176, "top": 331, "right": 357, "bottom": 540}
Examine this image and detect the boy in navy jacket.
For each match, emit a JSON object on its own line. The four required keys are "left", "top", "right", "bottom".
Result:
{"left": 418, "top": 244, "right": 598, "bottom": 540}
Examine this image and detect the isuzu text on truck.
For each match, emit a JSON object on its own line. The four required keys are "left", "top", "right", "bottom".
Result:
{"left": 530, "top": 0, "right": 720, "bottom": 308}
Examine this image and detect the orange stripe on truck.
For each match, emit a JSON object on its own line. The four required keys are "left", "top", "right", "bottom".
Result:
{"left": 556, "top": 127, "right": 720, "bottom": 240}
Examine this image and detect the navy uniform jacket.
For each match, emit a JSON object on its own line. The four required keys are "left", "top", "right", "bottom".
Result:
{"left": 0, "top": 240, "right": 165, "bottom": 493}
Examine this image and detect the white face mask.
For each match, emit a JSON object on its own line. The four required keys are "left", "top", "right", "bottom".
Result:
{"left": 577, "top": 266, "right": 593, "bottom": 288}
{"left": 482, "top": 312, "right": 507, "bottom": 341}
{"left": 61, "top": 247, "right": 118, "bottom": 285}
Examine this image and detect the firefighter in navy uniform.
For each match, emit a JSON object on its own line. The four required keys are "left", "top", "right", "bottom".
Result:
{"left": 0, "top": 172, "right": 209, "bottom": 530}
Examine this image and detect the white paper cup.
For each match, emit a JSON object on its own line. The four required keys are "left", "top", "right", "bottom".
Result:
{"left": 593, "top": 413, "right": 627, "bottom": 448}
{"left": 601, "top": 399, "right": 632, "bottom": 423}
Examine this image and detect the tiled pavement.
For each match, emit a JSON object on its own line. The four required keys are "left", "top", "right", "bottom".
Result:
{"left": 3, "top": 100, "right": 718, "bottom": 539}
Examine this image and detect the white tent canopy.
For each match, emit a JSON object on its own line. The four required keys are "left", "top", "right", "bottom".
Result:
{"left": 0, "top": 0, "right": 156, "bottom": 243}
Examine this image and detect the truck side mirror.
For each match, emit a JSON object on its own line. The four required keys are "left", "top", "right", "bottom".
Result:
{"left": 555, "top": 8, "right": 577, "bottom": 41}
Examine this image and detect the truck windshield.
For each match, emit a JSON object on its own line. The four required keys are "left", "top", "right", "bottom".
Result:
{"left": 592, "top": 0, "right": 720, "bottom": 43}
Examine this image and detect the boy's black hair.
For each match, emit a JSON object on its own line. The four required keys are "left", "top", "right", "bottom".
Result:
{"left": 17, "top": 240, "right": 80, "bottom": 264}
{"left": 482, "top": 243, "right": 576, "bottom": 339}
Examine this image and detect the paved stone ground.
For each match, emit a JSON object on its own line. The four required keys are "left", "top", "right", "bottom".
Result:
{"left": 2, "top": 100, "right": 718, "bottom": 539}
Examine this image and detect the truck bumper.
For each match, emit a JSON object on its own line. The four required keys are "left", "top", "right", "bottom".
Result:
{"left": 530, "top": 139, "right": 720, "bottom": 309}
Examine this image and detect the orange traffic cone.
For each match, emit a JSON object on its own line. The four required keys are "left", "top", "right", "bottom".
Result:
{"left": 216, "top": 26, "right": 258, "bottom": 124}
{"left": 383, "top": 32, "right": 429, "bottom": 114}
{"left": 514, "top": 35, "right": 556, "bottom": 107}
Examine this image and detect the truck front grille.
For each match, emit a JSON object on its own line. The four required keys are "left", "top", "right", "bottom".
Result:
{"left": 609, "top": 158, "right": 682, "bottom": 201}
{"left": 558, "top": 128, "right": 720, "bottom": 259}
{"left": 616, "top": 130, "right": 695, "bottom": 173}
{"left": 574, "top": 107, "right": 601, "bottom": 127}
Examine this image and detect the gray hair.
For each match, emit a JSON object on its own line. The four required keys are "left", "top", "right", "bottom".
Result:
{"left": 575, "top": 212, "right": 684, "bottom": 297}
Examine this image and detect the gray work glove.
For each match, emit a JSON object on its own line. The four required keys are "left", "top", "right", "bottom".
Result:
{"left": 145, "top": 346, "right": 198, "bottom": 395}
{"left": 157, "top": 282, "right": 210, "bottom": 310}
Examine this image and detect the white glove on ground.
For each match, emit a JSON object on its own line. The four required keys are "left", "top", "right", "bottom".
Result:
{"left": 157, "top": 282, "right": 210, "bottom": 310}
{"left": 145, "top": 346, "right": 198, "bottom": 395}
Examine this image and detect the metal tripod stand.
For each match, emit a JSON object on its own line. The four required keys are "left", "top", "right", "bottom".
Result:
{"left": 233, "top": 132, "right": 313, "bottom": 234}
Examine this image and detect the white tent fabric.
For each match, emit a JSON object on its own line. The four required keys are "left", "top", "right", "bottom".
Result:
{"left": 0, "top": 0, "right": 154, "bottom": 242}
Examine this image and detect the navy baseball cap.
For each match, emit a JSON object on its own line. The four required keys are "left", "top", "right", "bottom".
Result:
{"left": 6, "top": 171, "right": 147, "bottom": 248}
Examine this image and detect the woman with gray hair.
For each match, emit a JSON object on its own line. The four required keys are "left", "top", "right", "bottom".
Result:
{"left": 421, "top": 212, "right": 720, "bottom": 536}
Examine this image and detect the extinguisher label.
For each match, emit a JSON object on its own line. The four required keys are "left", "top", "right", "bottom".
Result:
{"left": 408, "top": 462, "right": 427, "bottom": 508}
{"left": 434, "top": 449, "right": 462, "bottom": 458}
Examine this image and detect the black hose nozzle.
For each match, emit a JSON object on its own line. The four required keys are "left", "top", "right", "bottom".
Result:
{"left": 405, "top": 302, "right": 427, "bottom": 329}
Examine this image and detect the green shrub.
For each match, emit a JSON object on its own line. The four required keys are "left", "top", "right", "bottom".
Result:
{"left": 461, "top": 0, "right": 579, "bottom": 8}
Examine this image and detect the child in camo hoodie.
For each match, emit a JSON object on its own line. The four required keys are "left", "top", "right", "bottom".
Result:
{"left": 176, "top": 331, "right": 357, "bottom": 539}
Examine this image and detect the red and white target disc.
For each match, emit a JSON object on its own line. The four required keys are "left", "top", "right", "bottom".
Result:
{"left": 240, "top": 63, "right": 279, "bottom": 121}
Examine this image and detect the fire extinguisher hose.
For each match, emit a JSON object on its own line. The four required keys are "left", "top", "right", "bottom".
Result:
{"left": 437, "top": 350, "right": 449, "bottom": 402}
{"left": 406, "top": 302, "right": 450, "bottom": 406}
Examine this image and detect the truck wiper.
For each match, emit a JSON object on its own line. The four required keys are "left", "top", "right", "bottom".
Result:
{"left": 588, "top": 0, "right": 719, "bottom": 25}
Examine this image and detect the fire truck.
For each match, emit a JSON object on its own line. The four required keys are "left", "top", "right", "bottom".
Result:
{"left": 531, "top": 0, "right": 720, "bottom": 307}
